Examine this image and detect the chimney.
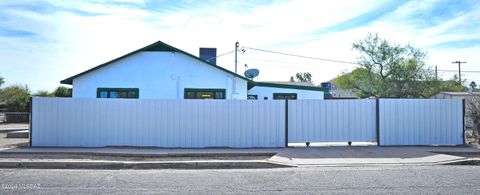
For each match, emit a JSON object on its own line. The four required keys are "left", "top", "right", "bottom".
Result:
{"left": 199, "top": 48, "right": 217, "bottom": 65}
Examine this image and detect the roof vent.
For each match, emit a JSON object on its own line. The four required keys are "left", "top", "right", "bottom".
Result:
{"left": 199, "top": 48, "right": 217, "bottom": 65}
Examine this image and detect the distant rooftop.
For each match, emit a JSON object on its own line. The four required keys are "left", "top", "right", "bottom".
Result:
{"left": 436, "top": 91, "right": 480, "bottom": 96}
{"left": 264, "top": 81, "right": 316, "bottom": 87}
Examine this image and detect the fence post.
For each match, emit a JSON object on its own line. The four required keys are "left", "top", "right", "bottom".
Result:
{"left": 29, "top": 97, "right": 33, "bottom": 147}
{"left": 376, "top": 98, "right": 380, "bottom": 146}
{"left": 285, "top": 99, "right": 289, "bottom": 148}
{"left": 462, "top": 99, "right": 465, "bottom": 145}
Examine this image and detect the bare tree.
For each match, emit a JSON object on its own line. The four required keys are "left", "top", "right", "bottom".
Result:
{"left": 466, "top": 93, "right": 480, "bottom": 144}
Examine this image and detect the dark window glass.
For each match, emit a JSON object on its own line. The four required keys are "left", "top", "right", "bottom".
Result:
{"left": 110, "top": 92, "right": 119, "bottom": 98}
{"left": 273, "top": 93, "right": 297, "bottom": 100}
{"left": 247, "top": 95, "right": 258, "bottom": 100}
{"left": 127, "top": 91, "right": 137, "bottom": 98}
{"left": 184, "top": 89, "right": 225, "bottom": 99}
{"left": 97, "top": 88, "right": 139, "bottom": 99}
{"left": 117, "top": 91, "right": 128, "bottom": 98}
{"left": 196, "top": 92, "right": 214, "bottom": 99}
{"left": 186, "top": 92, "right": 195, "bottom": 99}
{"left": 99, "top": 91, "right": 108, "bottom": 98}
{"left": 215, "top": 92, "right": 224, "bottom": 99}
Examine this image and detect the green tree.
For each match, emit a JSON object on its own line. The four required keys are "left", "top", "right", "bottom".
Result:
{"left": 0, "top": 84, "right": 30, "bottom": 112}
{"left": 0, "top": 75, "right": 4, "bottom": 88}
{"left": 470, "top": 81, "right": 477, "bottom": 91}
{"left": 289, "top": 72, "right": 313, "bottom": 84}
{"left": 33, "top": 90, "right": 53, "bottom": 97}
{"left": 0, "top": 75, "right": 4, "bottom": 95}
{"left": 334, "top": 33, "right": 458, "bottom": 98}
{"left": 53, "top": 86, "right": 72, "bottom": 97}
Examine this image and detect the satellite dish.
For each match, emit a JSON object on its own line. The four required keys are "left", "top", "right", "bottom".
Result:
{"left": 244, "top": 69, "right": 259, "bottom": 79}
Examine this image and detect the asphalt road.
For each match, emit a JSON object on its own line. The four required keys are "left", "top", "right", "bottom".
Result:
{"left": 0, "top": 166, "right": 479, "bottom": 194}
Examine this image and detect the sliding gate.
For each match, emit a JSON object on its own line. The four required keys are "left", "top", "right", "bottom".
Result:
{"left": 287, "top": 100, "right": 378, "bottom": 143}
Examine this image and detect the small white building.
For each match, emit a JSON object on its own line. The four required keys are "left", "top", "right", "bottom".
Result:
{"left": 61, "top": 40, "right": 327, "bottom": 100}
{"left": 248, "top": 81, "right": 325, "bottom": 100}
{"left": 431, "top": 91, "right": 480, "bottom": 100}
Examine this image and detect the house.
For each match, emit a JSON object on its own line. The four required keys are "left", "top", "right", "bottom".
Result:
{"left": 431, "top": 91, "right": 479, "bottom": 138}
{"left": 320, "top": 81, "right": 358, "bottom": 99}
{"left": 248, "top": 81, "right": 326, "bottom": 100}
{"left": 431, "top": 91, "right": 480, "bottom": 100}
{"left": 61, "top": 40, "right": 327, "bottom": 100}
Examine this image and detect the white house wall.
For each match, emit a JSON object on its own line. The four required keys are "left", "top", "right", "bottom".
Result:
{"left": 72, "top": 51, "right": 247, "bottom": 99}
{"left": 248, "top": 86, "right": 324, "bottom": 100}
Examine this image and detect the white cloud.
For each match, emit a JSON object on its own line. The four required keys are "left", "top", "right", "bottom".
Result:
{"left": 1, "top": 0, "right": 479, "bottom": 91}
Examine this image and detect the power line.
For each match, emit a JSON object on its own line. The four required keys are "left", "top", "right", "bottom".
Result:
{"left": 242, "top": 46, "right": 359, "bottom": 65}
{"left": 238, "top": 46, "right": 480, "bottom": 81}
{"left": 437, "top": 69, "right": 480, "bottom": 73}
{"left": 206, "top": 50, "right": 234, "bottom": 62}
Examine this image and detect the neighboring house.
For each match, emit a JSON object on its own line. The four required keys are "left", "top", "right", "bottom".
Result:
{"left": 248, "top": 81, "right": 326, "bottom": 100}
{"left": 431, "top": 91, "right": 480, "bottom": 100}
{"left": 320, "top": 81, "right": 358, "bottom": 99}
{"left": 431, "top": 91, "right": 479, "bottom": 136}
{"left": 61, "top": 40, "right": 327, "bottom": 100}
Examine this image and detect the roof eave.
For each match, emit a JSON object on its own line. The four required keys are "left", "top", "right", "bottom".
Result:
{"left": 60, "top": 40, "right": 248, "bottom": 84}
{"left": 249, "top": 81, "right": 328, "bottom": 92}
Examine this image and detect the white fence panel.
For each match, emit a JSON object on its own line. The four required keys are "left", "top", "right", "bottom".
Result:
{"left": 379, "top": 99, "right": 463, "bottom": 145}
{"left": 288, "top": 100, "right": 377, "bottom": 143}
{"left": 31, "top": 97, "right": 285, "bottom": 148}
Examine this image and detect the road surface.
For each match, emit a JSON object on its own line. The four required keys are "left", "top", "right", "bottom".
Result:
{"left": 0, "top": 165, "right": 479, "bottom": 194}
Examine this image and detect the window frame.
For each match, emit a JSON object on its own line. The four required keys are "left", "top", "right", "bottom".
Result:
{"left": 96, "top": 88, "right": 139, "bottom": 99}
{"left": 273, "top": 93, "right": 297, "bottom": 100}
{"left": 247, "top": 94, "right": 258, "bottom": 100}
{"left": 184, "top": 88, "right": 226, "bottom": 99}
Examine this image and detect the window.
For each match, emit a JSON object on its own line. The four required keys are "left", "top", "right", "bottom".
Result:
{"left": 247, "top": 95, "right": 258, "bottom": 100}
{"left": 184, "top": 88, "right": 226, "bottom": 99}
{"left": 97, "top": 88, "right": 139, "bottom": 99}
{"left": 273, "top": 93, "right": 297, "bottom": 100}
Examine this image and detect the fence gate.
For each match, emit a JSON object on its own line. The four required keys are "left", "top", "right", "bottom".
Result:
{"left": 287, "top": 100, "right": 377, "bottom": 144}
{"left": 379, "top": 99, "right": 464, "bottom": 145}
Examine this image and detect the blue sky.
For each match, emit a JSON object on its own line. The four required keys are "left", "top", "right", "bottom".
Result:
{"left": 1, "top": 0, "right": 480, "bottom": 92}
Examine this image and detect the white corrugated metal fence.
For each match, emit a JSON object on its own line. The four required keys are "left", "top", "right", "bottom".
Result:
{"left": 31, "top": 98, "right": 464, "bottom": 147}
{"left": 31, "top": 97, "right": 285, "bottom": 148}
{"left": 288, "top": 100, "right": 377, "bottom": 143}
{"left": 379, "top": 99, "right": 463, "bottom": 145}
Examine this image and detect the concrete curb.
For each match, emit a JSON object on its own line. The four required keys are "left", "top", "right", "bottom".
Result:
{"left": 0, "top": 160, "right": 292, "bottom": 170}
{"left": 6, "top": 130, "right": 29, "bottom": 138}
{"left": 0, "top": 151, "right": 277, "bottom": 158}
{"left": 0, "top": 128, "right": 29, "bottom": 133}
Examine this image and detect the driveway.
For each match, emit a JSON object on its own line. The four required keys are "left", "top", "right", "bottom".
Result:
{"left": 270, "top": 146, "right": 480, "bottom": 166}
{"left": 0, "top": 123, "right": 29, "bottom": 148}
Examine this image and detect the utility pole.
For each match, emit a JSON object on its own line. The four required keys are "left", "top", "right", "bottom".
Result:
{"left": 435, "top": 65, "right": 438, "bottom": 80}
{"left": 452, "top": 61, "right": 466, "bottom": 84}
{"left": 235, "top": 42, "right": 239, "bottom": 73}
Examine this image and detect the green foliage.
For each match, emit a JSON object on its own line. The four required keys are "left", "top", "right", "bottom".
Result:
{"left": 422, "top": 80, "right": 466, "bottom": 97}
{"left": 289, "top": 72, "right": 313, "bottom": 84}
{"left": 33, "top": 90, "right": 54, "bottom": 97}
{"left": 0, "top": 75, "right": 4, "bottom": 88}
{"left": 53, "top": 86, "right": 72, "bottom": 97}
{"left": 0, "top": 84, "right": 30, "bottom": 112}
{"left": 334, "top": 33, "right": 465, "bottom": 98}
{"left": 470, "top": 81, "right": 477, "bottom": 91}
